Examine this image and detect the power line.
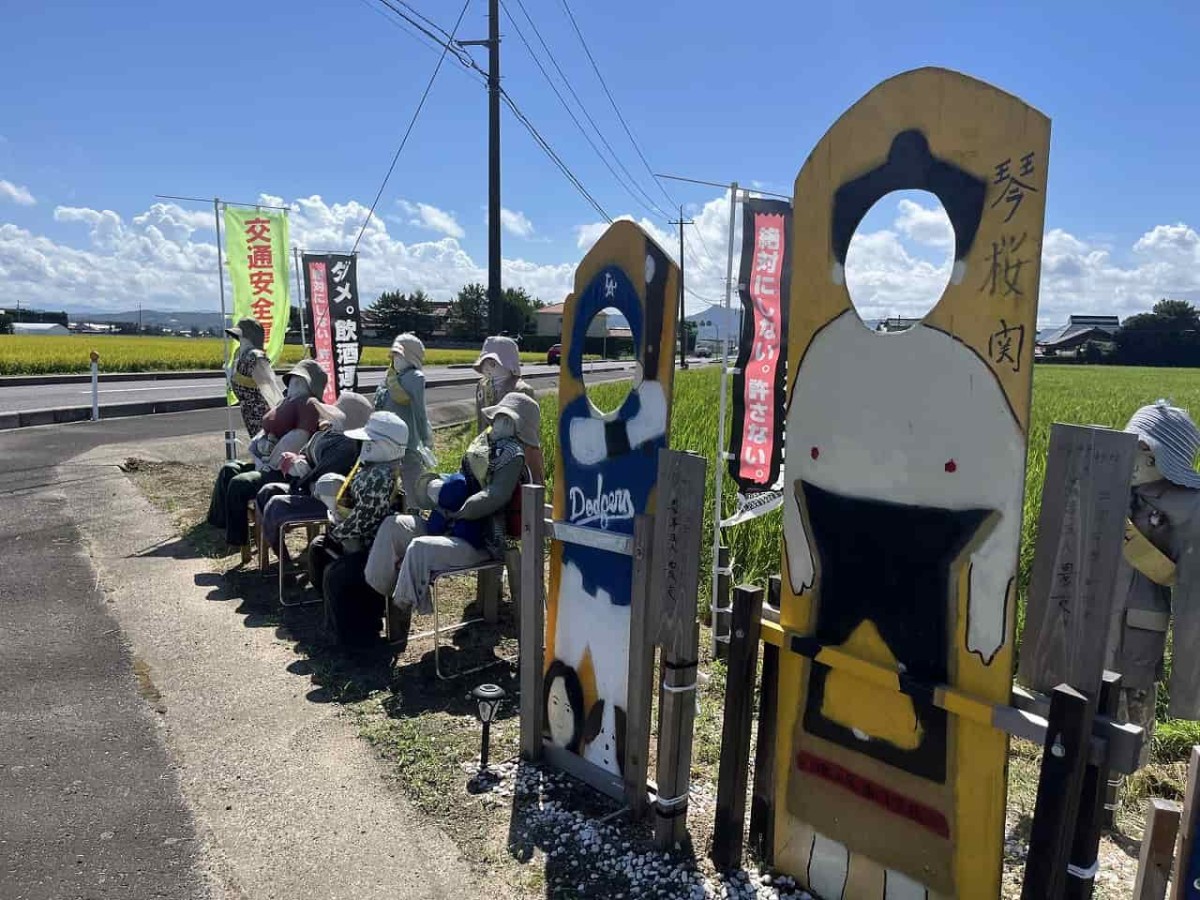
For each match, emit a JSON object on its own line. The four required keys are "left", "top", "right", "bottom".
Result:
{"left": 500, "top": 88, "right": 611, "bottom": 222}
{"left": 352, "top": 0, "right": 473, "bottom": 253}
{"left": 498, "top": 0, "right": 667, "bottom": 222}
{"left": 559, "top": 0, "right": 677, "bottom": 211}
{"left": 355, "top": 0, "right": 484, "bottom": 84}
{"left": 394, "top": 0, "right": 454, "bottom": 40}
{"left": 511, "top": 0, "right": 671, "bottom": 222}
{"left": 374, "top": 0, "right": 483, "bottom": 74}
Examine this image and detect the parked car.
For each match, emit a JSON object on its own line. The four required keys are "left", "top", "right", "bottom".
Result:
{"left": 695, "top": 346, "right": 713, "bottom": 358}
{"left": 547, "top": 343, "right": 562, "bottom": 365}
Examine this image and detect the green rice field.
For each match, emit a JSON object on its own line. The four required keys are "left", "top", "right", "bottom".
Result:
{"left": 0, "top": 334, "right": 547, "bottom": 375}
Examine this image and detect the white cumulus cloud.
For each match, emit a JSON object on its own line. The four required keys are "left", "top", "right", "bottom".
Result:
{"left": 396, "top": 199, "right": 464, "bottom": 239}
{"left": 0, "top": 179, "right": 36, "bottom": 206}
{"left": 500, "top": 207, "right": 535, "bottom": 239}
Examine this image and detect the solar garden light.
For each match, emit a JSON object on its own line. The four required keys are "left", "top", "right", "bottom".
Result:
{"left": 471, "top": 683, "right": 506, "bottom": 772}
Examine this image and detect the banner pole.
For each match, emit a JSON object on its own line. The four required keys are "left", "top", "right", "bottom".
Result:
{"left": 711, "top": 181, "right": 738, "bottom": 657}
{"left": 293, "top": 247, "right": 308, "bottom": 353}
{"left": 214, "top": 198, "right": 236, "bottom": 440}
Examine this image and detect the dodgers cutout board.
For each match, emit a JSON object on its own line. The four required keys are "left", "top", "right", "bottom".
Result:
{"left": 775, "top": 68, "right": 1050, "bottom": 899}
{"left": 544, "top": 220, "right": 679, "bottom": 777}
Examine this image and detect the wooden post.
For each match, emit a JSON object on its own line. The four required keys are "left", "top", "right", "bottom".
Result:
{"left": 1065, "top": 671, "right": 1122, "bottom": 900}
{"left": 713, "top": 544, "right": 731, "bottom": 661}
{"left": 649, "top": 451, "right": 708, "bottom": 651}
{"left": 518, "top": 484, "right": 546, "bottom": 762}
{"left": 1171, "top": 746, "right": 1200, "bottom": 900}
{"left": 477, "top": 567, "right": 501, "bottom": 624}
{"left": 1134, "top": 798, "right": 1183, "bottom": 900}
{"left": 712, "top": 584, "right": 765, "bottom": 870}
{"left": 654, "top": 618, "right": 700, "bottom": 850}
{"left": 1023, "top": 684, "right": 1092, "bottom": 900}
{"left": 1019, "top": 424, "right": 1137, "bottom": 698}
{"left": 748, "top": 575, "right": 781, "bottom": 864}
{"left": 623, "top": 515, "right": 656, "bottom": 820}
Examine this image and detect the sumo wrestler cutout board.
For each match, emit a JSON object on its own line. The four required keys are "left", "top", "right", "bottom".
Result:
{"left": 774, "top": 69, "right": 1049, "bottom": 899}
{"left": 544, "top": 220, "right": 678, "bottom": 778}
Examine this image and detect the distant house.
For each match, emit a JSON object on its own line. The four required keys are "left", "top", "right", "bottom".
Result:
{"left": 876, "top": 317, "right": 922, "bottom": 333}
{"left": 1035, "top": 315, "right": 1120, "bottom": 357}
{"left": 536, "top": 302, "right": 607, "bottom": 338}
{"left": 13, "top": 322, "right": 70, "bottom": 336}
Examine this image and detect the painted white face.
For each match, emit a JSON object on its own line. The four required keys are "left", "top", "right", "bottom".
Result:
{"left": 286, "top": 378, "right": 309, "bottom": 401}
{"left": 1131, "top": 441, "right": 1164, "bottom": 486}
{"left": 359, "top": 439, "right": 393, "bottom": 463}
{"left": 490, "top": 414, "right": 517, "bottom": 440}
{"left": 426, "top": 478, "right": 444, "bottom": 506}
{"left": 546, "top": 677, "right": 576, "bottom": 748}
{"left": 391, "top": 351, "right": 412, "bottom": 372}
{"left": 239, "top": 337, "right": 253, "bottom": 354}
{"left": 481, "top": 358, "right": 504, "bottom": 380}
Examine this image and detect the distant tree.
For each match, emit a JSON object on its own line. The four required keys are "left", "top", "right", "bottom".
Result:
{"left": 0, "top": 311, "right": 11, "bottom": 334}
{"left": 1115, "top": 298, "right": 1200, "bottom": 366}
{"left": 499, "top": 286, "right": 539, "bottom": 336}
{"left": 448, "top": 283, "right": 488, "bottom": 341}
{"left": 370, "top": 290, "right": 435, "bottom": 336}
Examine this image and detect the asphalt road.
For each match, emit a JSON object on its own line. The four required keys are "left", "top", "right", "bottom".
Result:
{"left": 0, "top": 363, "right": 649, "bottom": 897}
{"left": 0, "top": 361, "right": 638, "bottom": 414}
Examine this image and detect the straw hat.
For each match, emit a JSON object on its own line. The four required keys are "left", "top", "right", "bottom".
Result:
{"left": 483, "top": 392, "right": 541, "bottom": 447}
{"left": 317, "top": 391, "right": 372, "bottom": 432}
{"left": 345, "top": 410, "right": 410, "bottom": 453}
{"left": 390, "top": 333, "right": 426, "bottom": 369}
{"left": 1125, "top": 400, "right": 1200, "bottom": 489}
{"left": 474, "top": 335, "right": 521, "bottom": 376}
{"left": 282, "top": 358, "right": 329, "bottom": 400}
{"left": 225, "top": 317, "right": 265, "bottom": 349}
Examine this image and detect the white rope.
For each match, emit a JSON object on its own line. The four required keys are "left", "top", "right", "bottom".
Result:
{"left": 1067, "top": 859, "right": 1099, "bottom": 879}
{"left": 656, "top": 792, "right": 689, "bottom": 810}
{"left": 661, "top": 679, "right": 697, "bottom": 694}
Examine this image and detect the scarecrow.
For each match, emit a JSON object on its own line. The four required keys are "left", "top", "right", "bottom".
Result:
{"left": 373, "top": 333, "right": 436, "bottom": 509}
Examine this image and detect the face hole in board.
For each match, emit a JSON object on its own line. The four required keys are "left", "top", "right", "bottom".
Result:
{"left": 581, "top": 309, "right": 633, "bottom": 416}
{"left": 843, "top": 190, "right": 954, "bottom": 333}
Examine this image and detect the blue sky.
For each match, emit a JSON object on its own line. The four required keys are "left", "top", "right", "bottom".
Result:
{"left": 1, "top": 0, "right": 1198, "bottom": 324}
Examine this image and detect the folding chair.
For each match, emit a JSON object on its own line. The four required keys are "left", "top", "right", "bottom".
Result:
{"left": 276, "top": 516, "right": 328, "bottom": 607}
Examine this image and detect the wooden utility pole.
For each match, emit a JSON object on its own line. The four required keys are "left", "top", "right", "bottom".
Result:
{"left": 669, "top": 206, "right": 693, "bottom": 369}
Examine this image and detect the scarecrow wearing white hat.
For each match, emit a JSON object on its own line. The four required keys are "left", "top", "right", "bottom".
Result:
{"left": 207, "top": 359, "right": 328, "bottom": 548}
{"left": 1108, "top": 400, "right": 1200, "bottom": 753}
{"left": 364, "top": 391, "right": 540, "bottom": 649}
{"left": 224, "top": 317, "right": 283, "bottom": 437}
{"left": 306, "top": 411, "right": 408, "bottom": 622}
{"left": 374, "top": 333, "right": 436, "bottom": 509}
{"left": 474, "top": 334, "right": 544, "bottom": 482}
{"left": 254, "top": 391, "right": 373, "bottom": 563}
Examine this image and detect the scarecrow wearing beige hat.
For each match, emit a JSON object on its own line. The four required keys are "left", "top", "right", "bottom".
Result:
{"left": 207, "top": 359, "right": 327, "bottom": 548}
{"left": 1108, "top": 400, "right": 1200, "bottom": 757}
{"left": 374, "top": 333, "right": 436, "bottom": 509}
{"left": 474, "top": 335, "right": 544, "bottom": 482}
{"left": 224, "top": 317, "right": 283, "bottom": 437}
{"left": 364, "top": 392, "right": 540, "bottom": 649}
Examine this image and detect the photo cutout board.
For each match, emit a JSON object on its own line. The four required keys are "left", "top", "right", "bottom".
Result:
{"left": 775, "top": 68, "right": 1050, "bottom": 899}
{"left": 544, "top": 220, "right": 679, "bottom": 778}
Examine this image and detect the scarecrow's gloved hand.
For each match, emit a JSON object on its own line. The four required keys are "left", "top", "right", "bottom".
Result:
{"left": 627, "top": 380, "right": 666, "bottom": 449}
{"left": 570, "top": 417, "right": 607, "bottom": 466}
{"left": 290, "top": 458, "right": 311, "bottom": 480}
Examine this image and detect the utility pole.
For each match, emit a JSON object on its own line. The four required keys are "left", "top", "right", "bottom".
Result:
{"left": 461, "top": 1, "right": 502, "bottom": 335}
{"left": 670, "top": 206, "right": 693, "bottom": 369}
{"left": 138, "top": 302, "right": 143, "bottom": 335}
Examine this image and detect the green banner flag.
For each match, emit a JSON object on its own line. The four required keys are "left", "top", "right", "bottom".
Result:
{"left": 224, "top": 207, "right": 291, "bottom": 395}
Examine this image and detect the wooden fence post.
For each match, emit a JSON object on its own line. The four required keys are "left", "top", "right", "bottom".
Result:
{"left": 518, "top": 484, "right": 546, "bottom": 762}
{"left": 1023, "top": 684, "right": 1092, "bottom": 900}
{"left": 711, "top": 584, "right": 765, "bottom": 871}
{"left": 1065, "top": 671, "right": 1122, "bottom": 900}
{"left": 654, "top": 619, "right": 700, "bottom": 850}
{"left": 748, "top": 575, "right": 781, "bottom": 863}
{"left": 1171, "top": 746, "right": 1200, "bottom": 900}
{"left": 623, "top": 515, "right": 656, "bottom": 820}
{"left": 1134, "top": 798, "right": 1183, "bottom": 900}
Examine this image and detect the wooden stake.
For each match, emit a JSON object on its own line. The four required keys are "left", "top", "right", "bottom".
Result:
{"left": 1171, "top": 745, "right": 1200, "bottom": 900}
{"left": 1065, "top": 671, "right": 1122, "bottom": 900}
{"left": 624, "top": 515, "right": 656, "bottom": 820}
{"left": 1023, "top": 684, "right": 1092, "bottom": 900}
{"left": 713, "top": 544, "right": 731, "bottom": 661}
{"left": 654, "top": 618, "right": 700, "bottom": 850}
{"left": 1134, "top": 798, "right": 1182, "bottom": 900}
{"left": 518, "top": 484, "right": 545, "bottom": 762}
{"left": 748, "top": 575, "right": 781, "bottom": 864}
{"left": 712, "top": 584, "right": 765, "bottom": 871}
